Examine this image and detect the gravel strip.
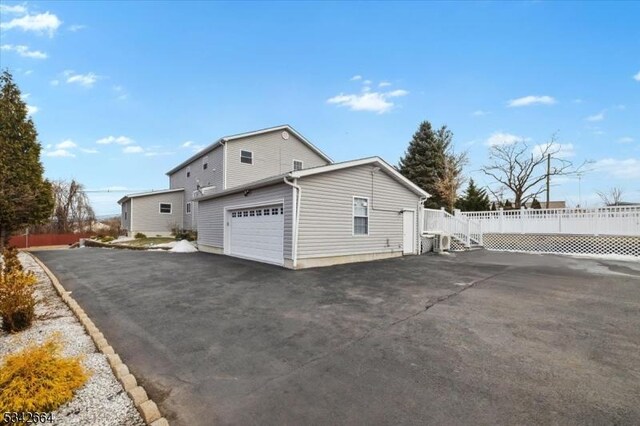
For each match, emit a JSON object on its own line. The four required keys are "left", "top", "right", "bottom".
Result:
{"left": 0, "top": 253, "right": 145, "bottom": 426}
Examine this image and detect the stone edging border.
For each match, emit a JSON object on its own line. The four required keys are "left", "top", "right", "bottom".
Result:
{"left": 25, "top": 252, "right": 169, "bottom": 426}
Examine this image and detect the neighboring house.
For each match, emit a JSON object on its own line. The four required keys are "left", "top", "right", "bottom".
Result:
{"left": 118, "top": 188, "right": 184, "bottom": 236}
{"left": 119, "top": 125, "right": 430, "bottom": 268}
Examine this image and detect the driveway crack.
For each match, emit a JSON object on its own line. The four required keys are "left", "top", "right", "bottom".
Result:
{"left": 244, "top": 269, "right": 509, "bottom": 397}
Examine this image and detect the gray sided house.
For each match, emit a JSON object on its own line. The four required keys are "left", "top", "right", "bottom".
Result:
{"left": 119, "top": 125, "right": 332, "bottom": 237}
{"left": 118, "top": 189, "right": 184, "bottom": 236}
{"left": 165, "top": 125, "right": 332, "bottom": 231}
{"left": 195, "top": 157, "right": 428, "bottom": 269}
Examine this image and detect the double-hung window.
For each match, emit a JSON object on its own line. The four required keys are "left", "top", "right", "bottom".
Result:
{"left": 186, "top": 202, "right": 191, "bottom": 214}
{"left": 159, "top": 203, "right": 172, "bottom": 214}
{"left": 240, "top": 150, "right": 253, "bottom": 164}
{"left": 203, "top": 155, "right": 208, "bottom": 170}
{"left": 353, "top": 197, "right": 369, "bottom": 235}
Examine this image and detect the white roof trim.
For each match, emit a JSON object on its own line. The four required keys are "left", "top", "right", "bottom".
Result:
{"left": 289, "top": 156, "right": 430, "bottom": 197}
{"left": 166, "top": 124, "right": 332, "bottom": 176}
{"left": 222, "top": 125, "right": 333, "bottom": 163}
{"left": 117, "top": 188, "right": 184, "bottom": 204}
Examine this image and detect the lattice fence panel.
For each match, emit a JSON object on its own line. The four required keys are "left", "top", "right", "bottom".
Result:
{"left": 483, "top": 233, "right": 640, "bottom": 258}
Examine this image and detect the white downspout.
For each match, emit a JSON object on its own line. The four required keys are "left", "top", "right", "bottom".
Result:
{"left": 418, "top": 196, "right": 427, "bottom": 253}
{"left": 283, "top": 176, "right": 302, "bottom": 269}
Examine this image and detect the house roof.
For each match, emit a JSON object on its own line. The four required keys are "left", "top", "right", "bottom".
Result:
{"left": 194, "top": 156, "right": 429, "bottom": 202}
{"left": 165, "top": 124, "right": 333, "bottom": 176}
{"left": 117, "top": 188, "right": 184, "bottom": 204}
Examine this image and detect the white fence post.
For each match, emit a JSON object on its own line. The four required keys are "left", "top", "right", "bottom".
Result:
{"left": 499, "top": 208, "right": 504, "bottom": 234}
{"left": 520, "top": 207, "right": 526, "bottom": 234}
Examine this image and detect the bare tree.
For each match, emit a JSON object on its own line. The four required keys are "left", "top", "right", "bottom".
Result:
{"left": 434, "top": 150, "right": 467, "bottom": 213}
{"left": 481, "top": 136, "right": 582, "bottom": 209}
{"left": 597, "top": 187, "right": 624, "bottom": 206}
{"left": 49, "top": 179, "right": 95, "bottom": 232}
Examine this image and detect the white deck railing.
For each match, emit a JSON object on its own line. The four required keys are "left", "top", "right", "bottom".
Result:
{"left": 423, "top": 208, "right": 482, "bottom": 247}
{"left": 458, "top": 206, "right": 640, "bottom": 237}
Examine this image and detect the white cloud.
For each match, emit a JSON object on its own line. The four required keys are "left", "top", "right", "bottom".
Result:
{"left": 68, "top": 24, "right": 86, "bottom": 32}
{"left": 144, "top": 151, "right": 173, "bottom": 157}
{"left": 0, "top": 4, "right": 28, "bottom": 14}
{"left": 96, "top": 136, "right": 133, "bottom": 145}
{"left": 0, "top": 12, "right": 62, "bottom": 37}
{"left": 362, "top": 79, "right": 372, "bottom": 85}
{"left": 123, "top": 146, "right": 144, "bottom": 154}
{"left": 180, "top": 141, "right": 206, "bottom": 153}
{"left": 80, "top": 148, "right": 99, "bottom": 154}
{"left": 472, "top": 110, "right": 489, "bottom": 117}
{"left": 0, "top": 44, "right": 47, "bottom": 59}
{"left": 112, "top": 85, "right": 128, "bottom": 100}
{"left": 327, "top": 87, "right": 409, "bottom": 114}
{"left": 485, "top": 132, "right": 527, "bottom": 147}
{"left": 26, "top": 104, "right": 38, "bottom": 115}
{"left": 618, "top": 136, "right": 634, "bottom": 144}
{"left": 533, "top": 143, "right": 575, "bottom": 159}
{"left": 573, "top": 99, "right": 583, "bottom": 104}
{"left": 593, "top": 158, "right": 640, "bottom": 179}
{"left": 45, "top": 149, "right": 75, "bottom": 158}
{"left": 24, "top": 69, "right": 32, "bottom": 75}
{"left": 386, "top": 89, "right": 408, "bottom": 97}
{"left": 586, "top": 111, "right": 604, "bottom": 122}
{"left": 633, "top": 71, "right": 640, "bottom": 82}
{"left": 378, "top": 81, "right": 391, "bottom": 87}
{"left": 507, "top": 95, "right": 556, "bottom": 107}
{"left": 50, "top": 79, "right": 59, "bottom": 86}
{"left": 350, "top": 75, "right": 362, "bottom": 81}
{"left": 56, "top": 139, "right": 77, "bottom": 149}
{"left": 65, "top": 71, "right": 98, "bottom": 87}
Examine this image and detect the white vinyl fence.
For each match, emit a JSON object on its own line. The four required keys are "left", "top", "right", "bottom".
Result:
{"left": 423, "top": 208, "right": 482, "bottom": 247}
{"left": 458, "top": 206, "right": 640, "bottom": 237}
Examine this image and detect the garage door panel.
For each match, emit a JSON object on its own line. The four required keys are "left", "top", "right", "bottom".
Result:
{"left": 229, "top": 204, "right": 284, "bottom": 265}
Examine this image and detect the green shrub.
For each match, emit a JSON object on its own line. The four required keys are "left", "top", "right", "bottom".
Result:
{"left": 0, "top": 334, "right": 90, "bottom": 414}
{"left": 134, "top": 232, "right": 147, "bottom": 239}
{"left": 0, "top": 269, "right": 36, "bottom": 333}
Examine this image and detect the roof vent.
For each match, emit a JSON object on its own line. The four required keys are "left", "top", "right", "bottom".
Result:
{"left": 281, "top": 131, "right": 290, "bottom": 140}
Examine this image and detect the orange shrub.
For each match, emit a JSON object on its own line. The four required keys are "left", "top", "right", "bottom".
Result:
{"left": 0, "top": 269, "right": 36, "bottom": 333}
{"left": 0, "top": 334, "right": 90, "bottom": 414}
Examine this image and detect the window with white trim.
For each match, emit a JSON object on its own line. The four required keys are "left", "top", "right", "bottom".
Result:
{"left": 159, "top": 203, "right": 172, "bottom": 214}
{"left": 186, "top": 166, "right": 191, "bottom": 178}
{"left": 353, "top": 197, "right": 369, "bottom": 235}
{"left": 240, "top": 150, "right": 253, "bottom": 164}
{"left": 293, "top": 160, "right": 303, "bottom": 171}
{"left": 186, "top": 202, "right": 191, "bottom": 214}
{"left": 203, "top": 155, "right": 208, "bottom": 170}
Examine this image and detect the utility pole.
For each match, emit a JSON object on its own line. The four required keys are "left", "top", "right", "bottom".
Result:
{"left": 546, "top": 154, "right": 550, "bottom": 208}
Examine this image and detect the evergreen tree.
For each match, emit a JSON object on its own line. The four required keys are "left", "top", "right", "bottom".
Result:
{"left": 398, "top": 121, "right": 452, "bottom": 208}
{"left": 456, "top": 179, "right": 491, "bottom": 212}
{"left": 504, "top": 199, "right": 513, "bottom": 209}
{"left": 0, "top": 70, "right": 54, "bottom": 247}
{"left": 530, "top": 197, "right": 542, "bottom": 209}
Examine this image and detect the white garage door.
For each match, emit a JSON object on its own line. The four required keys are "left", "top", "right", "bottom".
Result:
{"left": 229, "top": 204, "right": 284, "bottom": 265}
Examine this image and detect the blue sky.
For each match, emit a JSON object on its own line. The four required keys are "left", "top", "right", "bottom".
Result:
{"left": 1, "top": 1, "right": 638, "bottom": 215}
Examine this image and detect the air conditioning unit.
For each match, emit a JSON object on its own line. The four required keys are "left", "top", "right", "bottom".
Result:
{"left": 434, "top": 234, "right": 451, "bottom": 252}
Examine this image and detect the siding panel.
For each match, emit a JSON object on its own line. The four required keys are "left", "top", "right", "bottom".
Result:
{"left": 121, "top": 200, "right": 131, "bottom": 231}
{"left": 226, "top": 130, "right": 329, "bottom": 189}
{"left": 169, "top": 147, "right": 224, "bottom": 229}
{"left": 130, "top": 192, "right": 184, "bottom": 235}
{"left": 297, "top": 165, "right": 420, "bottom": 258}
{"left": 197, "top": 183, "right": 293, "bottom": 259}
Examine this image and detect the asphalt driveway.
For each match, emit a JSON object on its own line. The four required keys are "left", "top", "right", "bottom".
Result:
{"left": 33, "top": 248, "right": 640, "bottom": 425}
